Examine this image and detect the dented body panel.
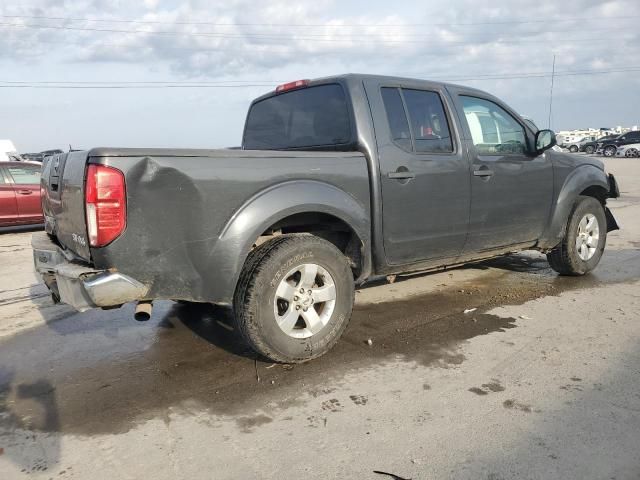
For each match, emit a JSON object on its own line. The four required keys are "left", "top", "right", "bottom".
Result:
{"left": 87, "top": 149, "right": 370, "bottom": 305}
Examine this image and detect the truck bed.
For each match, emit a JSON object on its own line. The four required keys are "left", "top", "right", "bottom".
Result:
{"left": 41, "top": 147, "right": 370, "bottom": 304}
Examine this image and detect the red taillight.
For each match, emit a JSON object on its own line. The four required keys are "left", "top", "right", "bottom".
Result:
{"left": 85, "top": 164, "right": 126, "bottom": 247}
{"left": 275, "top": 79, "right": 310, "bottom": 94}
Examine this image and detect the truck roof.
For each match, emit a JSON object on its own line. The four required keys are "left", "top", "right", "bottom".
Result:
{"left": 251, "top": 73, "right": 488, "bottom": 104}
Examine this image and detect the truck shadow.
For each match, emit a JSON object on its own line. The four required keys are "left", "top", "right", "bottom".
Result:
{"left": 0, "top": 248, "right": 637, "bottom": 459}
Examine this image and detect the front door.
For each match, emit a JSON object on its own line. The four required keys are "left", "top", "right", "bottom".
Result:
{"left": 364, "top": 80, "right": 471, "bottom": 265}
{"left": 450, "top": 92, "right": 553, "bottom": 253}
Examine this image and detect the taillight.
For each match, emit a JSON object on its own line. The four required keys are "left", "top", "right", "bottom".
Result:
{"left": 85, "top": 164, "right": 126, "bottom": 247}
{"left": 275, "top": 79, "right": 310, "bottom": 94}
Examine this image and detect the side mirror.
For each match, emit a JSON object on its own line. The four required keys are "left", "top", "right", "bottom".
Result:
{"left": 535, "top": 129, "right": 556, "bottom": 154}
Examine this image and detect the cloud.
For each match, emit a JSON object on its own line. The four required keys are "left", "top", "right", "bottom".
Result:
{"left": 0, "top": 0, "right": 638, "bottom": 142}
{"left": 3, "top": 0, "right": 637, "bottom": 82}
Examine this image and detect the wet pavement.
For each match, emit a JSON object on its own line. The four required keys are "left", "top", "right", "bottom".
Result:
{"left": 1, "top": 157, "right": 639, "bottom": 479}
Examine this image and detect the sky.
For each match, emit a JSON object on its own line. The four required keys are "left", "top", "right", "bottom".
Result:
{"left": 1, "top": 0, "right": 639, "bottom": 152}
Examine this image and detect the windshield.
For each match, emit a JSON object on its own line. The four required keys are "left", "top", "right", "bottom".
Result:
{"left": 243, "top": 84, "right": 353, "bottom": 150}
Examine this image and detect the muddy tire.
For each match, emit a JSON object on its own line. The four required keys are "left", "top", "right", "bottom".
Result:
{"left": 547, "top": 196, "right": 607, "bottom": 276}
{"left": 234, "top": 234, "right": 354, "bottom": 363}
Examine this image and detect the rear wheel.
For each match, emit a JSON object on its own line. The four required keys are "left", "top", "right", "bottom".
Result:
{"left": 569, "top": 145, "right": 579, "bottom": 153}
{"left": 547, "top": 196, "right": 607, "bottom": 275}
{"left": 625, "top": 148, "right": 639, "bottom": 158}
{"left": 234, "top": 234, "right": 355, "bottom": 363}
{"left": 584, "top": 145, "right": 595, "bottom": 154}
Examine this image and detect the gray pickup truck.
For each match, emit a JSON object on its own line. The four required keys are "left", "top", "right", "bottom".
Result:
{"left": 33, "top": 74, "right": 620, "bottom": 363}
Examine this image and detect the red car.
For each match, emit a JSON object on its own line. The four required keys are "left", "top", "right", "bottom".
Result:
{"left": 0, "top": 161, "right": 44, "bottom": 227}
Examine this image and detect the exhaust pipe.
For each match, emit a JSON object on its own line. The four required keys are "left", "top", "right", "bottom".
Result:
{"left": 134, "top": 301, "right": 153, "bottom": 322}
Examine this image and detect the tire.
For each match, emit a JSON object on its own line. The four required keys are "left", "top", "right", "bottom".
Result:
{"left": 569, "top": 145, "right": 579, "bottom": 153}
{"left": 234, "top": 234, "right": 355, "bottom": 363}
{"left": 547, "top": 196, "right": 607, "bottom": 276}
{"left": 585, "top": 145, "right": 595, "bottom": 154}
{"left": 625, "top": 148, "right": 639, "bottom": 158}
{"left": 603, "top": 145, "right": 616, "bottom": 157}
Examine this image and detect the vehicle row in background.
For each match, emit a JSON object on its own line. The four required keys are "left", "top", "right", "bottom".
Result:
{"left": 0, "top": 140, "right": 65, "bottom": 164}
{"left": 597, "top": 131, "right": 640, "bottom": 157}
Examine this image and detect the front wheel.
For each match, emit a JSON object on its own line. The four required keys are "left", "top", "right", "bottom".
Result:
{"left": 625, "top": 148, "right": 639, "bottom": 158}
{"left": 603, "top": 145, "right": 617, "bottom": 157}
{"left": 234, "top": 234, "right": 355, "bottom": 363}
{"left": 569, "top": 145, "right": 579, "bottom": 153}
{"left": 585, "top": 145, "right": 595, "bottom": 154}
{"left": 547, "top": 196, "right": 607, "bottom": 275}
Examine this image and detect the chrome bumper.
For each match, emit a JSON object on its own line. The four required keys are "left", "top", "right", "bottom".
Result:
{"left": 31, "top": 232, "right": 148, "bottom": 312}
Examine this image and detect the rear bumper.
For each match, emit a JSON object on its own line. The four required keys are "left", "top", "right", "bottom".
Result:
{"left": 31, "top": 231, "right": 148, "bottom": 312}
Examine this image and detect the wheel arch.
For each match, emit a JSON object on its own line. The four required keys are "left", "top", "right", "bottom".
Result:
{"left": 538, "top": 165, "right": 611, "bottom": 249}
{"left": 210, "top": 180, "right": 371, "bottom": 305}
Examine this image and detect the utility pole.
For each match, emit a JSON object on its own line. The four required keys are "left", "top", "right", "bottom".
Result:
{"left": 548, "top": 54, "right": 556, "bottom": 130}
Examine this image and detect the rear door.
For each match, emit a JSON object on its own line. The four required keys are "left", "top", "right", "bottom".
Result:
{"left": 0, "top": 167, "right": 19, "bottom": 226}
{"left": 364, "top": 79, "right": 470, "bottom": 265}
{"left": 6, "top": 164, "right": 43, "bottom": 223}
{"left": 448, "top": 90, "right": 553, "bottom": 252}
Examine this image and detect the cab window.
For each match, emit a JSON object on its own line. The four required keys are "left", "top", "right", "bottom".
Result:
{"left": 461, "top": 96, "right": 527, "bottom": 155}
{"left": 380, "top": 87, "right": 454, "bottom": 154}
{"left": 402, "top": 89, "right": 454, "bottom": 153}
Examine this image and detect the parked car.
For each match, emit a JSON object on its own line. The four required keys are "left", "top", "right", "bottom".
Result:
{"left": 582, "top": 135, "right": 618, "bottom": 154}
{"left": 599, "top": 131, "right": 640, "bottom": 157}
{"left": 615, "top": 143, "right": 640, "bottom": 158}
{"left": 22, "top": 153, "right": 46, "bottom": 163}
{"left": 0, "top": 161, "right": 44, "bottom": 227}
{"left": 32, "top": 74, "right": 620, "bottom": 363}
{"left": 566, "top": 136, "right": 596, "bottom": 153}
{"left": 40, "top": 149, "right": 64, "bottom": 157}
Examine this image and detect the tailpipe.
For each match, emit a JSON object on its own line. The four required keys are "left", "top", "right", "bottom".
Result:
{"left": 134, "top": 301, "right": 153, "bottom": 322}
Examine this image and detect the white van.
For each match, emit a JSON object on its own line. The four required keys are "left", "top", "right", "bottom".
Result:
{"left": 0, "top": 139, "right": 20, "bottom": 161}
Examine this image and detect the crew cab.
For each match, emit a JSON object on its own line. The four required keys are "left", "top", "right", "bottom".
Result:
{"left": 33, "top": 74, "right": 620, "bottom": 363}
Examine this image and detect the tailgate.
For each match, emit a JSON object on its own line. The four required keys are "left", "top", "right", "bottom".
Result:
{"left": 41, "top": 151, "right": 91, "bottom": 260}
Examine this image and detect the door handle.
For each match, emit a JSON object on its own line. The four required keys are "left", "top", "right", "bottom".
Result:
{"left": 387, "top": 171, "right": 415, "bottom": 180}
{"left": 473, "top": 169, "right": 494, "bottom": 177}
{"left": 17, "top": 190, "right": 34, "bottom": 195}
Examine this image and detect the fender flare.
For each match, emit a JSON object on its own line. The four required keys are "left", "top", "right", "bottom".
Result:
{"left": 538, "top": 165, "right": 610, "bottom": 249}
{"left": 209, "top": 180, "right": 371, "bottom": 305}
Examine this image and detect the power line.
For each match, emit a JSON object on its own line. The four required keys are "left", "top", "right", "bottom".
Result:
{"left": 0, "top": 22, "right": 635, "bottom": 45}
{"left": 2, "top": 66, "right": 640, "bottom": 85}
{"left": 1, "top": 67, "right": 638, "bottom": 89}
{"left": 548, "top": 55, "right": 556, "bottom": 129}
{"left": 2, "top": 13, "right": 639, "bottom": 28}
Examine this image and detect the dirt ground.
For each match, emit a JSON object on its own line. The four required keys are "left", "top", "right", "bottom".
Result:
{"left": 1, "top": 157, "right": 639, "bottom": 479}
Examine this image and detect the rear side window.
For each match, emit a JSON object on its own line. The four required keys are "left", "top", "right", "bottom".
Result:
{"left": 243, "top": 84, "right": 353, "bottom": 150}
{"left": 7, "top": 166, "right": 41, "bottom": 184}
{"left": 380, "top": 87, "right": 454, "bottom": 154}
{"left": 381, "top": 87, "right": 412, "bottom": 151}
{"left": 402, "top": 89, "right": 454, "bottom": 153}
